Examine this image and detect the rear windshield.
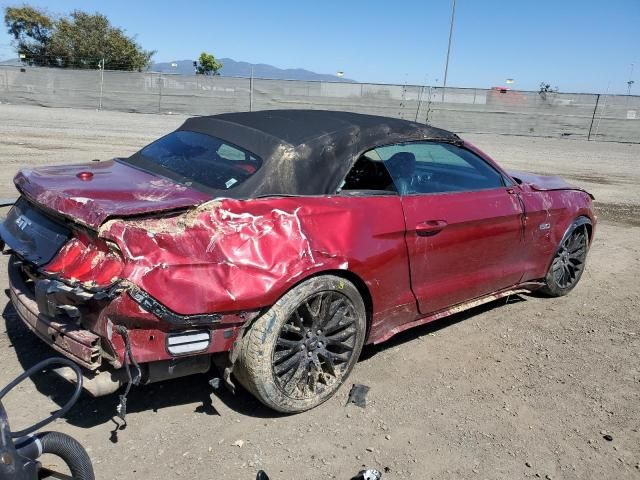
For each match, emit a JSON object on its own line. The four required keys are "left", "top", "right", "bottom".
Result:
{"left": 134, "top": 130, "right": 262, "bottom": 191}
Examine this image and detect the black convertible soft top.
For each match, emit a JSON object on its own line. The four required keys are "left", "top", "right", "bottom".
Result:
{"left": 161, "top": 110, "right": 461, "bottom": 197}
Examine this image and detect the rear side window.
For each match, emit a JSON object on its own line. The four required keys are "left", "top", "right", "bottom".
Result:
{"left": 137, "top": 131, "right": 262, "bottom": 190}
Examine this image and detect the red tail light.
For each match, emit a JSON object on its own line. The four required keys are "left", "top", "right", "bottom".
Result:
{"left": 44, "top": 232, "right": 124, "bottom": 287}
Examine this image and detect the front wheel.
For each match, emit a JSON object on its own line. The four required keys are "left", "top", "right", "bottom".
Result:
{"left": 541, "top": 225, "right": 589, "bottom": 297}
{"left": 234, "top": 275, "right": 367, "bottom": 413}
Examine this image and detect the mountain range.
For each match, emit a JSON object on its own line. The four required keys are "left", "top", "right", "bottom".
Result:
{"left": 0, "top": 56, "right": 355, "bottom": 82}
{"left": 150, "top": 58, "right": 355, "bottom": 82}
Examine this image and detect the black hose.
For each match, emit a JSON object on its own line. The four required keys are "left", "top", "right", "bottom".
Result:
{"left": 38, "top": 431, "right": 95, "bottom": 480}
{"left": 0, "top": 357, "right": 83, "bottom": 438}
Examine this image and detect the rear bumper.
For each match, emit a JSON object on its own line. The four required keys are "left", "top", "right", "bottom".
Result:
{"left": 8, "top": 256, "right": 252, "bottom": 370}
{"left": 8, "top": 258, "right": 102, "bottom": 369}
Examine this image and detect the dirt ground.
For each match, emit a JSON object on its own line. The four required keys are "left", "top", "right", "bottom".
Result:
{"left": 0, "top": 104, "right": 638, "bottom": 479}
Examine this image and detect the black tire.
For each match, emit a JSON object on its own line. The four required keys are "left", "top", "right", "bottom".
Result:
{"left": 234, "top": 275, "right": 367, "bottom": 413}
{"left": 541, "top": 224, "right": 589, "bottom": 297}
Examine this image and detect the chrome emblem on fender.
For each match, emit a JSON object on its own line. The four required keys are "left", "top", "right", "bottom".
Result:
{"left": 539, "top": 222, "right": 551, "bottom": 231}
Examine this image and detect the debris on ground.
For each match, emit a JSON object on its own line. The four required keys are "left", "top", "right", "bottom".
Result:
{"left": 351, "top": 469, "right": 382, "bottom": 480}
{"left": 347, "top": 384, "right": 370, "bottom": 408}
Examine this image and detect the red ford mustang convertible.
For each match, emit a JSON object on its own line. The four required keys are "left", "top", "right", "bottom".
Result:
{"left": 1, "top": 110, "right": 595, "bottom": 412}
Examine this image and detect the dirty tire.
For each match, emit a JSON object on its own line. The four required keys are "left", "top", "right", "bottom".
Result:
{"left": 234, "top": 275, "right": 367, "bottom": 413}
{"left": 541, "top": 225, "right": 589, "bottom": 297}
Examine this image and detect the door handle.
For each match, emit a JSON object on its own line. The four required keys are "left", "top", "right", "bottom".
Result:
{"left": 415, "top": 220, "right": 448, "bottom": 236}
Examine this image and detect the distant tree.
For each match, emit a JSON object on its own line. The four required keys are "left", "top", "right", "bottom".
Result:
{"left": 538, "top": 82, "right": 559, "bottom": 94}
{"left": 4, "top": 6, "right": 54, "bottom": 65}
{"left": 3, "top": 5, "right": 154, "bottom": 70}
{"left": 195, "top": 52, "right": 223, "bottom": 76}
{"left": 538, "top": 82, "right": 559, "bottom": 103}
{"left": 539, "top": 82, "right": 558, "bottom": 96}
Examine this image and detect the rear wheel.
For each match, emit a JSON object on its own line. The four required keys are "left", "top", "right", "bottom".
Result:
{"left": 541, "top": 225, "right": 589, "bottom": 297}
{"left": 234, "top": 275, "right": 366, "bottom": 413}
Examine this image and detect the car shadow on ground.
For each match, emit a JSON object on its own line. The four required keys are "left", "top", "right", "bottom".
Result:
{"left": 360, "top": 293, "right": 527, "bottom": 360}
{"left": 2, "top": 291, "right": 529, "bottom": 435}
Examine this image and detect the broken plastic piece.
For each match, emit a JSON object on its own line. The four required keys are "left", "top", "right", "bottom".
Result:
{"left": 351, "top": 469, "right": 382, "bottom": 480}
{"left": 347, "top": 383, "right": 370, "bottom": 408}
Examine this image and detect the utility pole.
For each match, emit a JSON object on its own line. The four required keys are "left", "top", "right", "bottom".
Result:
{"left": 442, "top": 0, "right": 457, "bottom": 102}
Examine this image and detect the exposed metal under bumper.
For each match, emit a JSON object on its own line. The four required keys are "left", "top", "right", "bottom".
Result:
{"left": 8, "top": 260, "right": 102, "bottom": 370}
{"left": 52, "top": 356, "right": 211, "bottom": 397}
{"left": 53, "top": 366, "right": 129, "bottom": 397}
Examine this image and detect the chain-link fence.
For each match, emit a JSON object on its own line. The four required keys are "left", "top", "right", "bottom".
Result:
{"left": 1, "top": 65, "right": 638, "bottom": 143}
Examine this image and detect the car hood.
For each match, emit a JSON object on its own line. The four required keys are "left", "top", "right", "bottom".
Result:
{"left": 14, "top": 159, "right": 212, "bottom": 229}
{"left": 507, "top": 170, "right": 594, "bottom": 198}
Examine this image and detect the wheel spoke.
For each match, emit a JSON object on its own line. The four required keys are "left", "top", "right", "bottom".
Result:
{"left": 282, "top": 323, "right": 304, "bottom": 336}
{"left": 274, "top": 347, "right": 298, "bottom": 364}
{"left": 323, "top": 308, "right": 354, "bottom": 335}
{"left": 566, "top": 264, "right": 575, "bottom": 281}
{"left": 298, "top": 302, "right": 315, "bottom": 327}
{"left": 318, "top": 349, "right": 337, "bottom": 376}
{"left": 325, "top": 326, "right": 356, "bottom": 343}
{"left": 274, "top": 351, "right": 303, "bottom": 376}
{"left": 570, "top": 247, "right": 586, "bottom": 257}
{"left": 326, "top": 340, "right": 355, "bottom": 352}
{"left": 317, "top": 293, "right": 333, "bottom": 324}
{"left": 284, "top": 359, "right": 308, "bottom": 395}
{"left": 324, "top": 350, "right": 351, "bottom": 363}
{"left": 276, "top": 337, "right": 301, "bottom": 348}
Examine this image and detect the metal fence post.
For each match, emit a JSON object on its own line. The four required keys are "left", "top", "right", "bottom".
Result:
{"left": 587, "top": 93, "right": 600, "bottom": 141}
{"left": 98, "top": 58, "right": 104, "bottom": 110}
{"left": 158, "top": 73, "right": 163, "bottom": 113}
{"left": 415, "top": 85, "right": 425, "bottom": 122}
{"left": 249, "top": 66, "right": 254, "bottom": 112}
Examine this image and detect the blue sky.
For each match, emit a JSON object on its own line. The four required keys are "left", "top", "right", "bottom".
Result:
{"left": 0, "top": 0, "right": 638, "bottom": 94}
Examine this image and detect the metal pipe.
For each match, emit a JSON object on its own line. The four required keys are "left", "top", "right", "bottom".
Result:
{"left": 53, "top": 367, "right": 128, "bottom": 397}
{"left": 587, "top": 93, "right": 600, "bottom": 141}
